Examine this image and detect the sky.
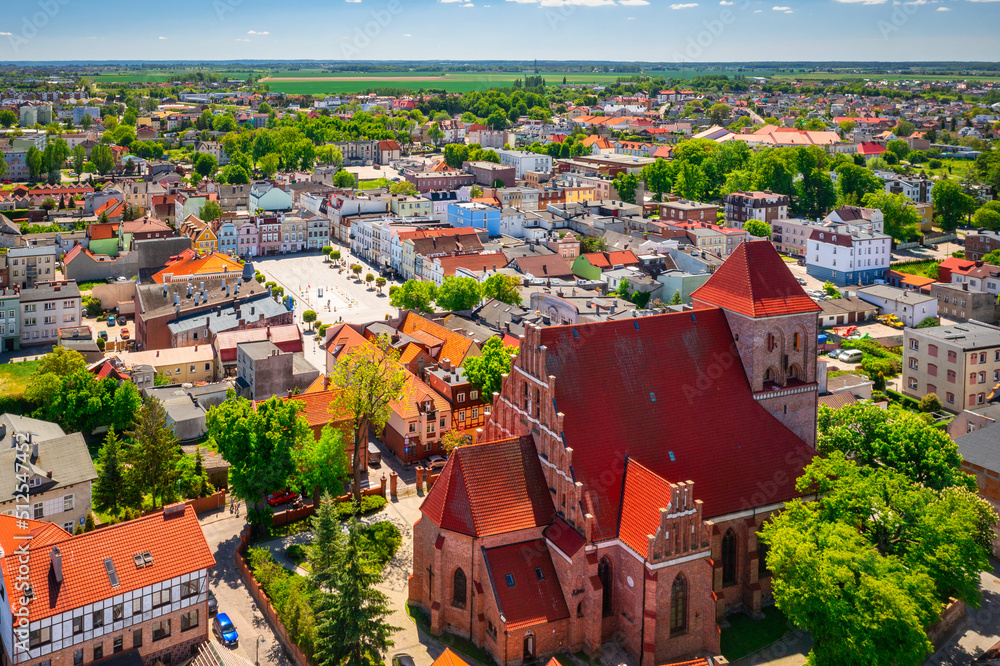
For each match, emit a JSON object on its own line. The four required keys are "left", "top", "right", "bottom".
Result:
{"left": 0, "top": 0, "right": 998, "bottom": 63}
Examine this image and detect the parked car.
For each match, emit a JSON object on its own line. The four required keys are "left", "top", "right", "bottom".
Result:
{"left": 116, "top": 315, "right": 126, "bottom": 325}
{"left": 120, "top": 328, "right": 130, "bottom": 340}
{"left": 266, "top": 489, "right": 299, "bottom": 506}
{"left": 427, "top": 455, "right": 447, "bottom": 470}
{"left": 99, "top": 330, "right": 108, "bottom": 341}
{"left": 213, "top": 613, "right": 239, "bottom": 647}
{"left": 827, "top": 350, "right": 841, "bottom": 358}
{"left": 839, "top": 349, "right": 864, "bottom": 364}
{"left": 207, "top": 590, "right": 218, "bottom": 617}
{"left": 107, "top": 315, "right": 116, "bottom": 327}
{"left": 392, "top": 655, "right": 416, "bottom": 666}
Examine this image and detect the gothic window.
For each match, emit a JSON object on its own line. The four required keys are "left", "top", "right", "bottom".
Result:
{"left": 721, "top": 529, "right": 737, "bottom": 587}
{"left": 670, "top": 575, "right": 688, "bottom": 636}
{"left": 452, "top": 568, "right": 467, "bottom": 608}
{"left": 758, "top": 541, "right": 771, "bottom": 578}
{"left": 767, "top": 333, "right": 776, "bottom": 352}
{"left": 598, "top": 557, "right": 613, "bottom": 617}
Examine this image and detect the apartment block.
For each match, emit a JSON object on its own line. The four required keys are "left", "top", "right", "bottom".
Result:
{"left": 902, "top": 320, "right": 1000, "bottom": 412}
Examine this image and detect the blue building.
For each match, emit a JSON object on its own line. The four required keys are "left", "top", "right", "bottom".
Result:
{"left": 447, "top": 202, "right": 501, "bottom": 237}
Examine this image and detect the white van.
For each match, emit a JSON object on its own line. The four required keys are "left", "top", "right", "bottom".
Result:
{"left": 839, "top": 349, "right": 864, "bottom": 364}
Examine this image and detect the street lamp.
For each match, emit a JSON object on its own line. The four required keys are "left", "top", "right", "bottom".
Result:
{"left": 256, "top": 636, "right": 266, "bottom": 666}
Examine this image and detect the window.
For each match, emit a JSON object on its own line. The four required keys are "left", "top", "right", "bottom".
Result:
{"left": 721, "top": 529, "right": 738, "bottom": 587}
{"left": 132, "top": 629, "right": 143, "bottom": 648}
{"left": 33, "top": 503, "right": 43, "bottom": 519}
{"left": 28, "top": 626, "right": 51, "bottom": 648}
{"left": 93, "top": 645, "right": 103, "bottom": 661}
{"left": 598, "top": 557, "right": 613, "bottom": 617}
{"left": 74, "top": 649, "right": 83, "bottom": 666}
{"left": 487, "top": 620, "right": 497, "bottom": 641}
{"left": 758, "top": 541, "right": 771, "bottom": 578}
{"left": 73, "top": 616, "right": 84, "bottom": 635}
{"left": 909, "top": 358, "right": 919, "bottom": 370}
{"left": 458, "top": 410, "right": 465, "bottom": 421}
{"left": 180, "top": 580, "right": 199, "bottom": 600}
{"left": 152, "top": 620, "right": 171, "bottom": 642}
{"left": 909, "top": 378, "right": 918, "bottom": 390}
{"left": 928, "top": 364, "right": 938, "bottom": 377}
{"left": 979, "top": 393, "right": 986, "bottom": 405}
{"left": 949, "top": 350, "right": 958, "bottom": 362}
{"left": 767, "top": 333, "right": 776, "bottom": 352}
{"left": 132, "top": 598, "right": 142, "bottom": 616}
{"left": 152, "top": 588, "right": 171, "bottom": 608}
{"left": 470, "top": 390, "right": 479, "bottom": 400}
{"left": 980, "top": 372, "right": 987, "bottom": 384}
{"left": 910, "top": 339, "right": 919, "bottom": 351}
{"left": 793, "top": 332, "right": 801, "bottom": 351}
{"left": 456, "top": 393, "right": 466, "bottom": 403}
{"left": 981, "top": 352, "right": 988, "bottom": 364}
{"left": 113, "top": 603, "right": 123, "bottom": 621}
{"left": 670, "top": 575, "right": 688, "bottom": 636}
{"left": 427, "top": 423, "right": 435, "bottom": 434}
{"left": 971, "top": 373, "right": 978, "bottom": 385}
{"left": 947, "top": 392, "right": 955, "bottom": 404}
{"left": 180, "top": 610, "right": 199, "bottom": 632}
{"left": 452, "top": 569, "right": 467, "bottom": 608}
{"left": 93, "top": 610, "right": 105, "bottom": 628}
{"left": 113, "top": 636, "right": 123, "bottom": 653}
{"left": 948, "top": 369, "right": 957, "bottom": 383}
{"left": 408, "top": 422, "right": 416, "bottom": 433}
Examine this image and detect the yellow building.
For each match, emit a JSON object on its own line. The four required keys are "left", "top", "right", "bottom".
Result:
{"left": 118, "top": 345, "right": 216, "bottom": 384}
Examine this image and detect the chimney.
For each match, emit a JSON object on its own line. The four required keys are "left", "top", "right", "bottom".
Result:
{"left": 46, "top": 470, "right": 52, "bottom": 479}
{"left": 156, "top": 350, "right": 160, "bottom": 357}
{"left": 50, "top": 546, "right": 63, "bottom": 583}
{"left": 162, "top": 284, "right": 168, "bottom": 297}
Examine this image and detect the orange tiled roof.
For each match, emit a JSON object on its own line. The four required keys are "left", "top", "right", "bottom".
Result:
{"left": 399, "top": 312, "right": 476, "bottom": 365}
{"left": 432, "top": 650, "right": 470, "bottom": 666}
{"left": 391, "top": 370, "right": 449, "bottom": 420}
{"left": 0, "top": 505, "right": 215, "bottom": 621}
{"left": 151, "top": 251, "right": 243, "bottom": 283}
{"left": 618, "top": 459, "right": 675, "bottom": 554}
{"left": 483, "top": 539, "right": 569, "bottom": 630}
{"left": 285, "top": 390, "right": 349, "bottom": 428}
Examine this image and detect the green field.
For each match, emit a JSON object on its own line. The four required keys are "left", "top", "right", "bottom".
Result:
{"left": 88, "top": 69, "right": 257, "bottom": 84}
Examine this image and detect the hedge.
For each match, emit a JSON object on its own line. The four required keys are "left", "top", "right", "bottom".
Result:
{"left": 333, "top": 494, "right": 386, "bottom": 520}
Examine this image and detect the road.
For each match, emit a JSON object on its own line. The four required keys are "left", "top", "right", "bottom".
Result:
{"left": 199, "top": 507, "right": 291, "bottom": 666}
{"left": 252, "top": 253, "right": 404, "bottom": 372}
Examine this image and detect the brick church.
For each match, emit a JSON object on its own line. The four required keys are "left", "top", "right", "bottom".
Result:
{"left": 408, "top": 241, "right": 822, "bottom": 665}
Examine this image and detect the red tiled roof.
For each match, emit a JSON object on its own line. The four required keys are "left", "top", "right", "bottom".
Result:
{"left": 543, "top": 517, "right": 586, "bottom": 558}
{"left": 88, "top": 222, "right": 120, "bottom": 240}
{"left": 483, "top": 539, "right": 569, "bottom": 630}
{"left": 431, "top": 649, "right": 471, "bottom": 666}
{"left": 285, "top": 390, "right": 349, "bottom": 428}
{"left": 582, "top": 250, "right": 640, "bottom": 269}
{"left": 537, "top": 309, "right": 814, "bottom": 537}
{"left": 420, "top": 437, "right": 554, "bottom": 537}
{"left": 691, "top": 240, "right": 820, "bottom": 318}
{"left": 0, "top": 505, "right": 215, "bottom": 621}
{"left": 618, "top": 459, "right": 676, "bottom": 554}
{"left": 400, "top": 312, "right": 477, "bottom": 366}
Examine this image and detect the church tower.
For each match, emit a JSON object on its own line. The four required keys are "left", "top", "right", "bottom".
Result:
{"left": 691, "top": 240, "right": 821, "bottom": 446}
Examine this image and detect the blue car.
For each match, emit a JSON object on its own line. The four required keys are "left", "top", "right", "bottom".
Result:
{"left": 213, "top": 613, "right": 239, "bottom": 647}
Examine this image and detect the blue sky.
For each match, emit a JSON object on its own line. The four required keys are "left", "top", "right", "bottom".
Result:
{"left": 1, "top": 0, "right": 998, "bottom": 63}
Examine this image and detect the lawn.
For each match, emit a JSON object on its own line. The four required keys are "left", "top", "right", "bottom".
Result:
{"left": 0, "top": 360, "right": 39, "bottom": 399}
{"left": 890, "top": 259, "right": 940, "bottom": 279}
{"left": 406, "top": 603, "right": 494, "bottom": 665}
{"left": 720, "top": 606, "right": 793, "bottom": 661}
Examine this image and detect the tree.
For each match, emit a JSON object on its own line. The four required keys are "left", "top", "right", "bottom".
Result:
{"left": 708, "top": 103, "right": 731, "bottom": 126}
{"left": 462, "top": 336, "right": 516, "bottom": 398}
{"left": 302, "top": 310, "right": 318, "bottom": 331}
{"left": 919, "top": 393, "right": 944, "bottom": 413}
{"left": 388, "top": 180, "right": 417, "bottom": 196}
{"left": 91, "top": 144, "right": 114, "bottom": 176}
{"left": 641, "top": 159, "right": 672, "bottom": 200}
{"left": 837, "top": 119, "right": 856, "bottom": 135}
{"left": 365, "top": 273, "right": 375, "bottom": 289}
{"left": 193, "top": 152, "right": 218, "bottom": 181}
{"left": 795, "top": 169, "right": 837, "bottom": 219}
{"left": 435, "top": 276, "right": 481, "bottom": 311}
{"left": 933, "top": 179, "right": 976, "bottom": 231}
{"left": 0, "top": 109, "right": 16, "bottom": 128}
{"left": 389, "top": 279, "right": 437, "bottom": 314}
{"left": 333, "top": 170, "right": 356, "bottom": 188}
{"left": 109, "top": 381, "right": 142, "bottom": 433}
{"left": 611, "top": 172, "right": 639, "bottom": 204}
{"left": 92, "top": 427, "right": 139, "bottom": 519}
{"left": 199, "top": 200, "right": 223, "bottom": 223}
{"left": 374, "top": 276, "right": 387, "bottom": 294}
{"left": 886, "top": 139, "right": 911, "bottom": 161}
{"left": 208, "top": 393, "right": 308, "bottom": 528}
{"left": 259, "top": 153, "right": 280, "bottom": 178}
{"left": 895, "top": 120, "right": 916, "bottom": 137}
{"left": 26, "top": 146, "right": 44, "bottom": 180}
{"left": 126, "top": 397, "right": 181, "bottom": 509}
{"left": 35, "top": 346, "right": 87, "bottom": 376}
{"left": 309, "top": 491, "right": 345, "bottom": 591}
{"left": 314, "top": 518, "right": 398, "bottom": 666}
{"left": 744, "top": 219, "right": 771, "bottom": 239}
{"left": 80, "top": 113, "right": 93, "bottom": 130}
{"left": 485, "top": 110, "right": 508, "bottom": 131}
{"left": 822, "top": 281, "right": 841, "bottom": 298}
{"left": 427, "top": 123, "right": 445, "bottom": 146}
{"left": 481, "top": 273, "right": 523, "bottom": 306}
{"left": 439, "top": 429, "right": 468, "bottom": 456}
{"left": 861, "top": 191, "right": 920, "bottom": 241}
{"left": 761, "top": 453, "right": 996, "bottom": 666}
{"left": 669, "top": 290, "right": 683, "bottom": 305}
{"left": 71, "top": 144, "right": 86, "bottom": 179}
{"left": 316, "top": 144, "right": 344, "bottom": 168}
{"left": 443, "top": 144, "right": 469, "bottom": 169}
{"left": 817, "top": 402, "right": 974, "bottom": 492}
{"left": 330, "top": 334, "right": 409, "bottom": 500}
{"left": 835, "top": 163, "right": 883, "bottom": 206}
{"left": 972, "top": 201, "right": 1000, "bottom": 231}
{"left": 292, "top": 425, "right": 350, "bottom": 505}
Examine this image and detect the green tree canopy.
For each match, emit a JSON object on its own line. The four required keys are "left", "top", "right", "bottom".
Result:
{"left": 933, "top": 179, "right": 976, "bottom": 231}
{"left": 126, "top": 397, "right": 181, "bottom": 509}
{"left": 389, "top": 280, "right": 437, "bottom": 314}
{"left": 861, "top": 191, "right": 921, "bottom": 241}
{"left": 835, "top": 163, "right": 883, "bottom": 206}
{"left": 481, "top": 273, "right": 523, "bottom": 306}
{"left": 611, "top": 172, "right": 639, "bottom": 204}
{"left": 435, "top": 276, "right": 482, "bottom": 311}
{"left": 462, "top": 337, "right": 517, "bottom": 398}
{"left": 292, "top": 424, "right": 350, "bottom": 504}
{"left": 744, "top": 219, "right": 771, "bottom": 239}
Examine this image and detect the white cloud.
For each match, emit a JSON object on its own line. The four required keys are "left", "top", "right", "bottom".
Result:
{"left": 937, "top": 6, "right": 950, "bottom": 9}
{"left": 345, "top": 0, "right": 361, "bottom": 3}
{"left": 834, "top": 0, "right": 888, "bottom": 5}
{"left": 719, "top": 1, "right": 734, "bottom": 4}
{"left": 772, "top": 5, "right": 792, "bottom": 9}
{"left": 0, "top": 31, "right": 11, "bottom": 35}
{"left": 619, "top": 0, "right": 651, "bottom": 5}
{"left": 670, "top": 3, "right": 698, "bottom": 7}
{"left": 505, "top": 0, "right": 617, "bottom": 5}
{"left": 403, "top": 33, "right": 413, "bottom": 37}
{"left": 158, "top": 36, "right": 167, "bottom": 40}
{"left": 235, "top": 38, "right": 251, "bottom": 42}
{"left": 247, "top": 30, "right": 270, "bottom": 34}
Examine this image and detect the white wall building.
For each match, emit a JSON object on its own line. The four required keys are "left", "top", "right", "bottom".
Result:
{"left": 806, "top": 224, "right": 891, "bottom": 287}
{"left": 496, "top": 149, "right": 552, "bottom": 179}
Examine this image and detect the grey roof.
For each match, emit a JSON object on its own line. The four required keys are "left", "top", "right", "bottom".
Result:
{"left": 20, "top": 281, "right": 81, "bottom": 302}
{"left": 7, "top": 245, "right": 59, "bottom": 257}
{"left": 292, "top": 353, "right": 320, "bottom": 378}
{"left": 0, "top": 414, "right": 66, "bottom": 448}
{"left": 167, "top": 293, "right": 288, "bottom": 336}
{"left": 137, "top": 278, "right": 265, "bottom": 318}
{"left": 238, "top": 340, "right": 280, "bottom": 360}
{"left": 857, "top": 284, "right": 936, "bottom": 304}
{"left": 0, "top": 430, "right": 96, "bottom": 502}
{"left": 913, "top": 320, "right": 1000, "bottom": 350}
{"left": 955, "top": 421, "right": 1000, "bottom": 472}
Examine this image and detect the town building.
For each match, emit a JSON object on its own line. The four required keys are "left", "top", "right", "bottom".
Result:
{"left": 806, "top": 225, "right": 891, "bottom": 287}
{"left": 0, "top": 504, "right": 215, "bottom": 666}
{"left": 0, "top": 288, "right": 19, "bottom": 352}
{"left": 410, "top": 241, "right": 820, "bottom": 666}
{"left": 496, "top": 150, "right": 553, "bottom": 180}
{"left": 853, "top": 284, "right": 937, "bottom": 328}
{"left": 234, "top": 341, "right": 321, "bottom": 400}
{"left": 723, "top": 191, "right": 789, "bottom": 228}
{"left": 7, "top": 246, "right": 59, "bottom": 288}
{"left": 902, "top": 320, "right": 1000, "bottom": 412}
{"left": 965, "top": 230, "right": 1000, "bottom": 262}
{"left": 20, "top": 281, "right": 81, "bottom": 347}
{"left": 658, "top": 200, "right": 718, "bottom": 224}
{"left": 931, "top": 282, "right": 1000, "bottom": 324}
